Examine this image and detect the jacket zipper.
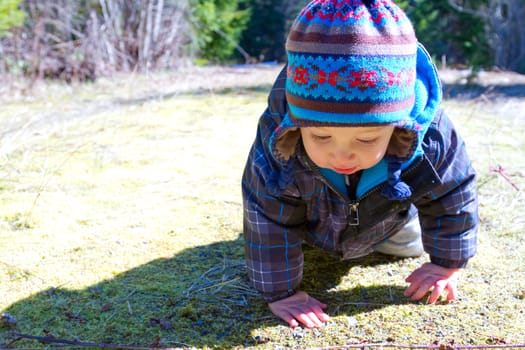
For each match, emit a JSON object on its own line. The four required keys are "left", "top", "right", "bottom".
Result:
{"left": 347, "top": 201, "right": 360, "bottom": 226}
{"left": 298, "top": 152, "right": 362, "bottom": 226}
{"left": 298, "top": 149, "right": 424, "bottom": 227}
{"left": 344, "top": 174, "right": 359, "bottom": 226}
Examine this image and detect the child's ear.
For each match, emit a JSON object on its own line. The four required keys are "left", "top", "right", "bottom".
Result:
{"left": 275, "top": 128, "right": 300, "bottom": 161}
{"left": 387, "top": 128, "right": 415, "bottom": 158}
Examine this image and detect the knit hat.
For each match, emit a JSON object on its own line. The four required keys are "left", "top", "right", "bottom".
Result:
{"left": 283, "top": 0, "right": 424, "bottom": 200}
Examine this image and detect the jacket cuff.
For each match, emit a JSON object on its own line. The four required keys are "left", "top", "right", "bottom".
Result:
{"left": 262, "top": 290, "right": 297, "bottom": 303}
{"left": 430, "top": 256, "right": 469, "bottom": 269}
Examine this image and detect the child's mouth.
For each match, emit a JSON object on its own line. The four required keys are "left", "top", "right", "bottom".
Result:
{"left": 333, "top": 167, "right": 357, "bottom": 174}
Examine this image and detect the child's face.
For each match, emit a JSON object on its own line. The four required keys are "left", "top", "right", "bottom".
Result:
{"left": 300, "top": 125, "right": 395, "bottom": 175}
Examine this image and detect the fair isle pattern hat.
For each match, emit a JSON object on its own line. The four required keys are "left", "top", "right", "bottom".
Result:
{"left": 284, "top": 0, "right": 419, "bottom": 200}
{"left": 286, "top": 0, "right": 417, "bottom": 126}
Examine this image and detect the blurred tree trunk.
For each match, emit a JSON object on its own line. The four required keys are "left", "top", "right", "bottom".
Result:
{"left": 153, "top": 0, "right": 164, "bottom": 46}
{"left": 449, "top": 0, "right": 525, "bottom": 73}
{"left": 489, "top": 0, "right": 525, "bottom": 73}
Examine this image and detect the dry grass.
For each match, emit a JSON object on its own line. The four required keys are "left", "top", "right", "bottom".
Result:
{"left": 1, "top": 66, "right": 524, "bottom": 349}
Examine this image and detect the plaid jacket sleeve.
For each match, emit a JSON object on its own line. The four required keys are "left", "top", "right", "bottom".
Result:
{"left": 241, "top": 68, "right": 307, "bottom": 302}
{"left": 416, "top": 109, "right": 478, "bottom": 268}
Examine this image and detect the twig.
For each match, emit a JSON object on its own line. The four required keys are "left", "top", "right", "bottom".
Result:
{"left": 183, "top": 260, "right": 246, "bottom": 296}
{"left": 192, "top": 277, "right": 241, "bottom": 294}
{"left": 340, "top": 302, "right": 390, "bottom": 307}
{"left": 127, "top": 300, "right": 133, "bottom": 315}
{"left": 446, "top": 0, "right": 489, "bottom": 19}
{"left": 316, "top": 343, "right": 525, "bottom": 349}
{"left": 489, "top": 164, "right": 520, "bottom": 192}
{"left": 8, "top": 332, "right": 189, "bottom": 349}
{"left": 4, "top": 335, "right": 23, "bottom": 348}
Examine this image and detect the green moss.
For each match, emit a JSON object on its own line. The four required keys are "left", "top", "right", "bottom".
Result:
{"left": 1, "top": 72, "right": 525, "bottom": 349}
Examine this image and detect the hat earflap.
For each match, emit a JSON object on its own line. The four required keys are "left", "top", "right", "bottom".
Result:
{"left": 381, "top": 45, "right": 436, "bottom": 201}
{"left": 381, "top": 159, "right": 412, "bottom": 200}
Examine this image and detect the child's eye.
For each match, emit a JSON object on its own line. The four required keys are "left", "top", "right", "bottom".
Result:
{"left": 357, "top": 138, "right": 378, "bottom": 144}
{"left": 311, "top": 134, "right": 331, "bottom": 142}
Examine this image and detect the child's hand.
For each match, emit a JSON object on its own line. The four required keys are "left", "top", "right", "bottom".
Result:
{"left": 268, "top": 291, "right": 330, "bottom": 328}
{"left": 404, "top": 262, "right": 460, "bottom": 303}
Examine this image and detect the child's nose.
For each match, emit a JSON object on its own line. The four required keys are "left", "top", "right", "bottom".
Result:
{"left": 334, "top": 148, "right": 355, "bottom": 162}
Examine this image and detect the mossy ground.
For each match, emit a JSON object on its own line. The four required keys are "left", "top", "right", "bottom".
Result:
{"left": 1, "top": 67, "right": 524, "bottom": 349}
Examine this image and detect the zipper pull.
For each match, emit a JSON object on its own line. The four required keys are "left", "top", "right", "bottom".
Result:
{"left": 348, "top": 201, "right": 359, "bottom": 226}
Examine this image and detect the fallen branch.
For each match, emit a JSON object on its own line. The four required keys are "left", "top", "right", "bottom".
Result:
{"left": 317, "top": 343, "right": 525, "bottom": 350}
{"left": 489, "top": 164, "right": 520, "bottom": 192}
{"left": 7, "top": 332, "right": 190, "bottom": 349}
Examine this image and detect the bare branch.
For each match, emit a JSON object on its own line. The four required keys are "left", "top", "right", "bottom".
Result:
{"left": 9, "top": 332, "right": 190, "bottom": 349}
{"left": 153, "top": 0, "right": 164, "bottom": 44}
{"left": 447, "top": 0, "right": 489, "bottom": 18}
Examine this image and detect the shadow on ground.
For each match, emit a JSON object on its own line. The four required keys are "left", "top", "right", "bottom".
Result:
{"left": 443, "top": 83, "right": 525, "bottom": 100}
{"left": 1, "top": 235, "right": 411, "bottom": 349}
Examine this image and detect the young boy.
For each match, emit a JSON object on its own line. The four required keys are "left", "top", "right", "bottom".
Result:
{"left": 242, "top": 0, "right": 478, "bottom": 329}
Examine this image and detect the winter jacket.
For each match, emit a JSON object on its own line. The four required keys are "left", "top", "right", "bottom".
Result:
{"left": 241, "top": 66, "right": 478, "bottom": 303}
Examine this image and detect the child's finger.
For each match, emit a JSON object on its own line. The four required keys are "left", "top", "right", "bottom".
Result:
{"left": 289, "top": 318, "right": 300, "bottom": 328}
{"left": 318, "top": 310, "right": 331, "bottom": 322}
{"left": 295, "top": 311, "right": 321, "bottom": 328}
{"left": 275, "top": 310, "right": 299, "bottom": 328}
{"left": 306, "top": 311, "right": 325, "bottom": 327}
{"left": 403, "top": 276, "right": 424, "bottom": 297}
{"left": 311, "top": 305, "right": 331, "bottom": 322}
{"left": 427, "top": 280, "right": 447, "bottom": 304}
{"left": 405, "top": 277, "right": 436, "bottom": 300}
{"left": 269, "top": 305, "right": 300, "bottom": 328}
{"left": 282, "top": 316, "right": 299, "bottom": 328}
{"left": 445, "top": 280, "right": 458, "bottom": 301}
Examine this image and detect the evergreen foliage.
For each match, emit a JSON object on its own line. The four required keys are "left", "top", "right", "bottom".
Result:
{"left": 191, "top": 0, "right": 251, "bottom": 62}
{"left": 0, "top": 0, "right": 25, "bottom": 37}
{"left": 397, "top": 0, "right": 490, "bottom": 68}
{"left": 238, "top": 0, "right": 308, "bottom": 62}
